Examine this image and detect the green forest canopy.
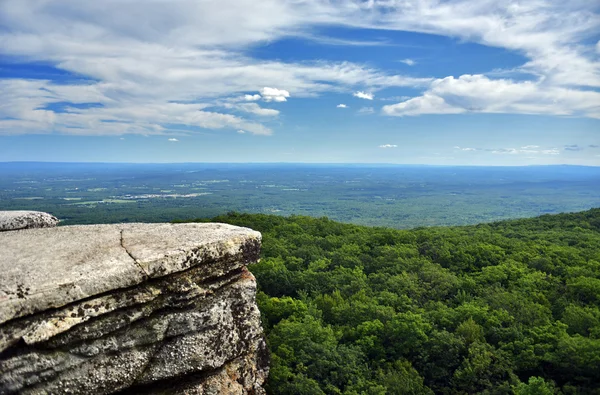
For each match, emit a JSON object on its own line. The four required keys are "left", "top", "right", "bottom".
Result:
{"left": 180, "top": 208, "right": 600, "bottom": 394}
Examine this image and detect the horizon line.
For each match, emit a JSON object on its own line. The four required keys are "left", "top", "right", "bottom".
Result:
{"left": 1, "top": 161, "right": 599, "bottom": 168}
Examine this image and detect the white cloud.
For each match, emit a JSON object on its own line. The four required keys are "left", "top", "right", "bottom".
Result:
{"left": 260, "top": 87, "right": 290, "bottom": 102}
{"left": 491, "top": 148, "right": 520, "bottom": 155}
{"left": 489, "top": 147, "right": 560, "bottom": 155}
{"left": 237, "top": 129, "right": 246, "bottom": 134}
{"left": 541, "top": 149, "right": 560, "bottom": 155}
{"left": 299, "top": 34, "right": 393, "bottom": 47}
{"left": 461, "top": 147, "right": 478, "bottom": 151}
{"left": 337, "top": 104, "right": 348, "bottom": 108}
{"left": 358, "top": 107, "right": 375, "bottom": 114}
{"left": 353, "top": 91, "right": 374, "bottom": 100}
{"left": 0, "top": 79, "right": 273, "bottom": 136}
{"left": 521, "top": 145, "right": 540, "bottom": 149}
{"left": 380, "top": 96, "right": 411, "bottom": 102}
{"left": 0, "top": 0, "right": 599, "bottom": 137}
{"left": 223, "top": 102, "right": 279, "bottom": 116}
{"left": 382, "top": 93, "right": 465, "bottom": 116}
{"left": 244, "top": 94, "right": 261, "bottom": 101}
{"left": 399, "top": 59, "right": 416, "bottom": 66}
{"left": 168, "top": 138, "right": 179, "bottom": 142}
{"left": 379, "top": 144, "right": 397, "bottom": 148}
{"left": 382, "top": 75, "right": 600, "bottom": 118}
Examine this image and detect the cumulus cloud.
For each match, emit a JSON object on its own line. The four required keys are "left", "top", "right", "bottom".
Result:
{"left": 337, "top": 104, "right": 348, "bottom": 108}
{"left": 379, "top": 144, "right": 397, "bottom": 148}
{"left": 260, "top": 87, "right": 290, "bottom": 102}
{"left": 168, "top": 138, "right": 179, "bottom": 142}
{"left": 382, "top": 93, "right": 465, "bottom": 116}
{"left": 244, "top": 94, "right": 261, "bottom": 101}
{"left": 353, "top": 91, "right": 374, "bottom": 100}
{"left": 382, "top": 75, "right": 600, "bottom": 118}
{"left": 399, "top": 59, "right": 416, "bottom": 66}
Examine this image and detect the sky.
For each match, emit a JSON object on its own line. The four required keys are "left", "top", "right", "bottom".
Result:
{"left": 0, "top": 0, "right": 599, "bottom": 165}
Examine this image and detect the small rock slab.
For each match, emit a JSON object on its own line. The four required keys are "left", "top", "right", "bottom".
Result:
{"left": 0, "top": 223, "right": 261, "bottom": 325}
{"left": 0, "top": 211, "right": 58, "bottom": 232}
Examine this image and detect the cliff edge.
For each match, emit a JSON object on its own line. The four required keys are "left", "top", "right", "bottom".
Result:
{"left": 0, "top": 222, "right": 268, "bottom": 394}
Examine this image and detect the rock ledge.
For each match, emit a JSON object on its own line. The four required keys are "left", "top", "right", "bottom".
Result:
{"left": 0, "top": 210, "right": 58, "bottom": 232}
{"left": 0, "top": 223, "right": 268, "bottom": 394}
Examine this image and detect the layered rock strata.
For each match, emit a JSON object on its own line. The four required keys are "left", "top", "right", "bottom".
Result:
{"left": 0, "top": 223, "right": 268, "bottom": 394}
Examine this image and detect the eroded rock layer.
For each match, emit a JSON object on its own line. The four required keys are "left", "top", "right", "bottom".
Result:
{"left": 0, "top": 223, "right": 268, "bottom": 394}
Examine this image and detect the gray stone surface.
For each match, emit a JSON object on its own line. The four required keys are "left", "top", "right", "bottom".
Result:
{"left": 0, "top": 222, "right": 261, "bottom": 324}
{"left": 0, "top": 223, "right": 267, "bottom": 394}
{"left": 0, "top": 211, "right": 58, "bottom": 232}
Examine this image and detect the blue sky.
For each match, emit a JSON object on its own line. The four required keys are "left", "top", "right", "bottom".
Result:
{"left": 0, "top": 0, "right": 599, "bottom": 165}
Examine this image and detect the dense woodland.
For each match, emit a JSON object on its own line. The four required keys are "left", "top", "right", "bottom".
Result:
{"left": 182, "top": 209, "right": 600, "bottom": 394}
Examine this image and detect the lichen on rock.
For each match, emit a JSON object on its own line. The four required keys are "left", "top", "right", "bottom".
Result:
{"left": 0, "top": 210, "right": 58, "bottom": 232}
{"left": 0, "top": 222, "right": 268, "bottom": 394}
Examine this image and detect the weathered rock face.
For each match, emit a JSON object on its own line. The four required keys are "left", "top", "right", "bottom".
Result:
{"left": 0, "top": 223, "right": 268, "bottom": 394}
{"left": 0, "top": 210, "right": 58, "bottom": 232}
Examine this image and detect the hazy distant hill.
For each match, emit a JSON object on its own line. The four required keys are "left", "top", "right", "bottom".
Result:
{"left": 1, "top": 162, "right": 599, "bottom": 228}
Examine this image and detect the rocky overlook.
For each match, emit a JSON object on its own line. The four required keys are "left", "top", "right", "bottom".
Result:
{"left": 0, "top": 219, "right": 268, "bottom": 394}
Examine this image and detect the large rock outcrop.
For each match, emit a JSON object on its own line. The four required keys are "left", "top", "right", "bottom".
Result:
{"left": 0, "top": 210, "right": 58, "bottom": 232}
{"left": 0, "top": 222, "right": 268, "bottom": 394}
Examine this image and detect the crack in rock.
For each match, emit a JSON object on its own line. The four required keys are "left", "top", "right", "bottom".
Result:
{"left": 120, "top": 229, "right": 150, "bottom": 278}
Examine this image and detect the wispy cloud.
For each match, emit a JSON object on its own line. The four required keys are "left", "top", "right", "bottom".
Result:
{"left": 358, "top": 107, "right": 375, "bottom": 114}
{"left": 223, "top": 102, "right": 279, "bottom": 116}
{"left": 488, "top": 147, "right": 560, "bottom": 155}
{"left": 399, "top": 59, "right": 416, "bottom": 66}
{"left": 564, "top": 144, "right": 583, "bottom": 151}
{"left": 300, "top": 34, "right": 393, "bottom": 47}
{"left": 0, "top": 0, "right": 598, "bottom": 138}
{"left": 380, "top": 96, "right": 410, "bottom": 102}
{"left": 353, "top": 91, "right": 374, "bottom": 100}
{"left": 337, "top": 104, "right": 348, "bottom": 108}
{"left": 379, "top": 144, "right": 397, "bottom": 148}
{"left": 168, "top": 138, "right": 179, "bottom": 142}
